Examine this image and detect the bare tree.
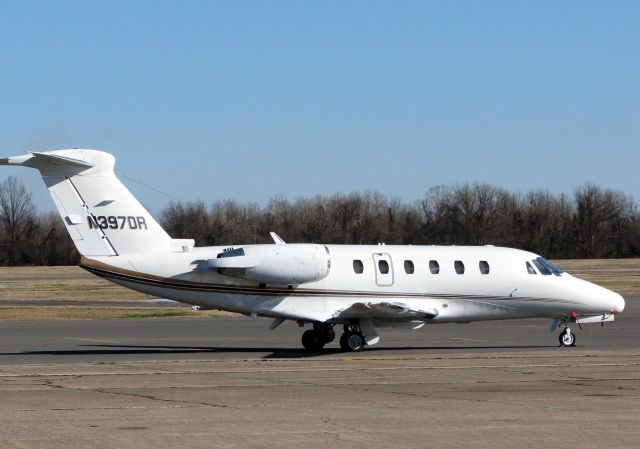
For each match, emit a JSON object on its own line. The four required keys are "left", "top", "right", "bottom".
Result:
{"left": 421, "top": 184, "right": 515, "bottom": 246}
{"left": 574, "top": 185, "right": 636, "bottom": 258}
{"left": 517, "top": 190, "right": 573, "bottom": 257}
{"left": 35, "top": 212, "right": 79, "bottom": 265}
{"left": 0, "top": 176, "right": 38, "bottom": 265}
{"left": 160, "top": 201, "right": 210, "bottom": 246}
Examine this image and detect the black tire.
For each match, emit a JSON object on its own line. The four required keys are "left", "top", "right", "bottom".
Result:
{"left": 339, "top": 332, "right": 349, "bottom": 350}
{"left": 302, "top": 329, "right": 325, "bottom": 351}
{"left": 340, "top": 331, "right": 364, "bottom": 352}
{"left": 324, "top": 327, "right": 336, "bottom": 344}
{"left": 559, "top": 329, "right": 576, "bottom": 347}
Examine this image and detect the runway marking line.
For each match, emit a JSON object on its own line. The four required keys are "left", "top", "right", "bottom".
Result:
{"left": 343, "top": 358, "right": 404, "bottom": 365}
{"left": 67, "top": 337, "right": 122, "bottom": 344}
{"left": 448, "top": 337, "right": 515, "bottom": 344}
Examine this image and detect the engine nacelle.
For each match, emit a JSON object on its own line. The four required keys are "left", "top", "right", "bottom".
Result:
{"left": 208, "top": 244, "right": 331, "bottom": 285}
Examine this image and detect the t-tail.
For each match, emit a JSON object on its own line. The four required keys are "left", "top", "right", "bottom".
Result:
{"left": 1, "top": 149, "right": 182, "bottom": 257}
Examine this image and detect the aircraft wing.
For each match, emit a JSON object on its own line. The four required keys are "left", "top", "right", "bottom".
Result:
{"left": 332, "top": 301, "right": 438, "bottom": 323}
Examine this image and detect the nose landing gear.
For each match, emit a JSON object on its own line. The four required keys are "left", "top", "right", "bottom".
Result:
{"left": 553, "top": 312, "right": 577, "bottom": 347}
{"left": 559, "top": 327, "right": 576, "bottom": 347}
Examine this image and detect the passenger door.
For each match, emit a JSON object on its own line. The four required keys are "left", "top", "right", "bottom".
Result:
{"left": 372, "top": 253, "right": 394, "bottom": 286}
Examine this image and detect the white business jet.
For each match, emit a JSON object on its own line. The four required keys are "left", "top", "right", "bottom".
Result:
{"left": 1, "top": 150, "right": 625, "bottom": 351}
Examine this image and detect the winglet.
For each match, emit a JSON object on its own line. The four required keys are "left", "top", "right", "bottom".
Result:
{"left": 270, "top": 232, "right": 286, "bottom": 244}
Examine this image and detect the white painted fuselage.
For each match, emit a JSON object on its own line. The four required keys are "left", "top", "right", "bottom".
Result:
{"left": 81, "top": 243, "right": 625, "bottom": 325}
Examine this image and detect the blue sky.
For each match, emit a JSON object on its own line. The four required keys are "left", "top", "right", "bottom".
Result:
{"left": 1, "top": 0, "right": 638, "bottom": 213}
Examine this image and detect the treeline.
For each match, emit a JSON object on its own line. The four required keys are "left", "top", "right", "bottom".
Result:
{"left": 0, "top": 177, "right": 78, "bottom": 266}
{"left": 161, "top": 183, "right": 640, "bottom": 259}
{"left": 1, "top": 176, "right": 639, "bottom": 266}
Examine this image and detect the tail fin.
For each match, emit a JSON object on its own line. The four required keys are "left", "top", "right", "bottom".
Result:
{"left": 1, "top": 149, "right": 180, "bottom": 256}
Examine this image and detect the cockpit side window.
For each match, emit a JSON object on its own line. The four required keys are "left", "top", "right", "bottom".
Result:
{"left": 526, "top": 261, "right": 537, "bottom": 275}
{"left": 532, "top": 259, "right": 552, "bottom": 275}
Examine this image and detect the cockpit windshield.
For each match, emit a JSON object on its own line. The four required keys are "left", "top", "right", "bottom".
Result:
{"left": 532, "top": 257, "right": 564, "bottom": 276}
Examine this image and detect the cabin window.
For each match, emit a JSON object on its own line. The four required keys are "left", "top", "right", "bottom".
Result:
{"left": 454, "top": 260, "right": 465, "bottom": 274}
{"left": 526, "top": 261, "right": 537, "bottom": 275}
{"left": 378, "top": 260, "right": 390, "bottom": 274}
{"left": 479, "top": 260, "right": 490, "bottom": 275}
{"left": 404, "top": 260, "right": 415, "bottom": 274}
{"left": 429, "top": 260, "right": 440, "bottom": 274}
{"left": 353, "top": 259, "right": 364, "bottom": 274}
{"left": 532, "top": 259, "right": 552, "bottom": 275}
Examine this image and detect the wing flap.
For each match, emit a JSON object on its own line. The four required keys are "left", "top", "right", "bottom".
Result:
{"left": 333, "top": 301, "right": 439, "bottom": 322}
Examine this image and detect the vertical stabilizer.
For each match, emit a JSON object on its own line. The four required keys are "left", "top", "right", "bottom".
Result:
{"left": 1, "top": 149, "right": 173, "bottom": 256}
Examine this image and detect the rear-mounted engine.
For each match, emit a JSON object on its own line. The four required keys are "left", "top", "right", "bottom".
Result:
{"left": 206, "top": 244, "right": 331, "bottom": 285}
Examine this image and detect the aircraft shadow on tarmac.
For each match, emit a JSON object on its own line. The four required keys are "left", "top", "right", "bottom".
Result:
{"left": 2, "top": 343, "right": 554, "bottom": 359}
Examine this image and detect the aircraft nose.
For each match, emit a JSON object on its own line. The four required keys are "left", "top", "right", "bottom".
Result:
{"left": 611, "top": 291, "right": 625, "bottom": 313}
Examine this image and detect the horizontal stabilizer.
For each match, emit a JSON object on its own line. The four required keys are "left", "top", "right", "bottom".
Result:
{"left": 30, "top": 151, "right": 94, "bottom": 168}
{"left": 1, "top": 151, "right": 94, "bottom": 170}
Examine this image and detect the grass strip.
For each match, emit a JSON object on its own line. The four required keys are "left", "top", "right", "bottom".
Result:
{"left": 0, "top": 307, "right": 236, "bottom": 321}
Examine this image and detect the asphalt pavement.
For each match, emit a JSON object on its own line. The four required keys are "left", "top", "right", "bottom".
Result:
{"left": 0, "top": 298, "right": 638, "bottom": 449}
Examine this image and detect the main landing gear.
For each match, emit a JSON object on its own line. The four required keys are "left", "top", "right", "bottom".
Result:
{"left": 301, "top": 323, "right": 335, "bottom": 351}
{"left": 300, "top": 322, "right": 368, "bottom": 352}
{"left": 340, "top": 324, "right": 365, "bottom": 352}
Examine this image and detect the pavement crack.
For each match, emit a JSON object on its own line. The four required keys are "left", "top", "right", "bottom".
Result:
{"left": 244, "top": 373, "right": 632, "bottom": 416}
{"left": 93, "top": 388, "right": 229, "bottom": 408}
{"left": 40, "top": 376, "right": 84, "bottom": 390}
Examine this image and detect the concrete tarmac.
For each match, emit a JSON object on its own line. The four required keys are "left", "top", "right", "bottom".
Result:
{"left": 0, "top": 299, "right": 638, "bottom": 448}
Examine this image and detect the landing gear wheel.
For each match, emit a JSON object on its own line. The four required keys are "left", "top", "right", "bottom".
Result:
{"left": 559, "top": 328, "right": 576, "bottom": 347}
{"left": 340, "top": 331, "right": 365, "bottom": 352}
{"left": 302, "top": 329, "right": 325, "bottom": 351}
